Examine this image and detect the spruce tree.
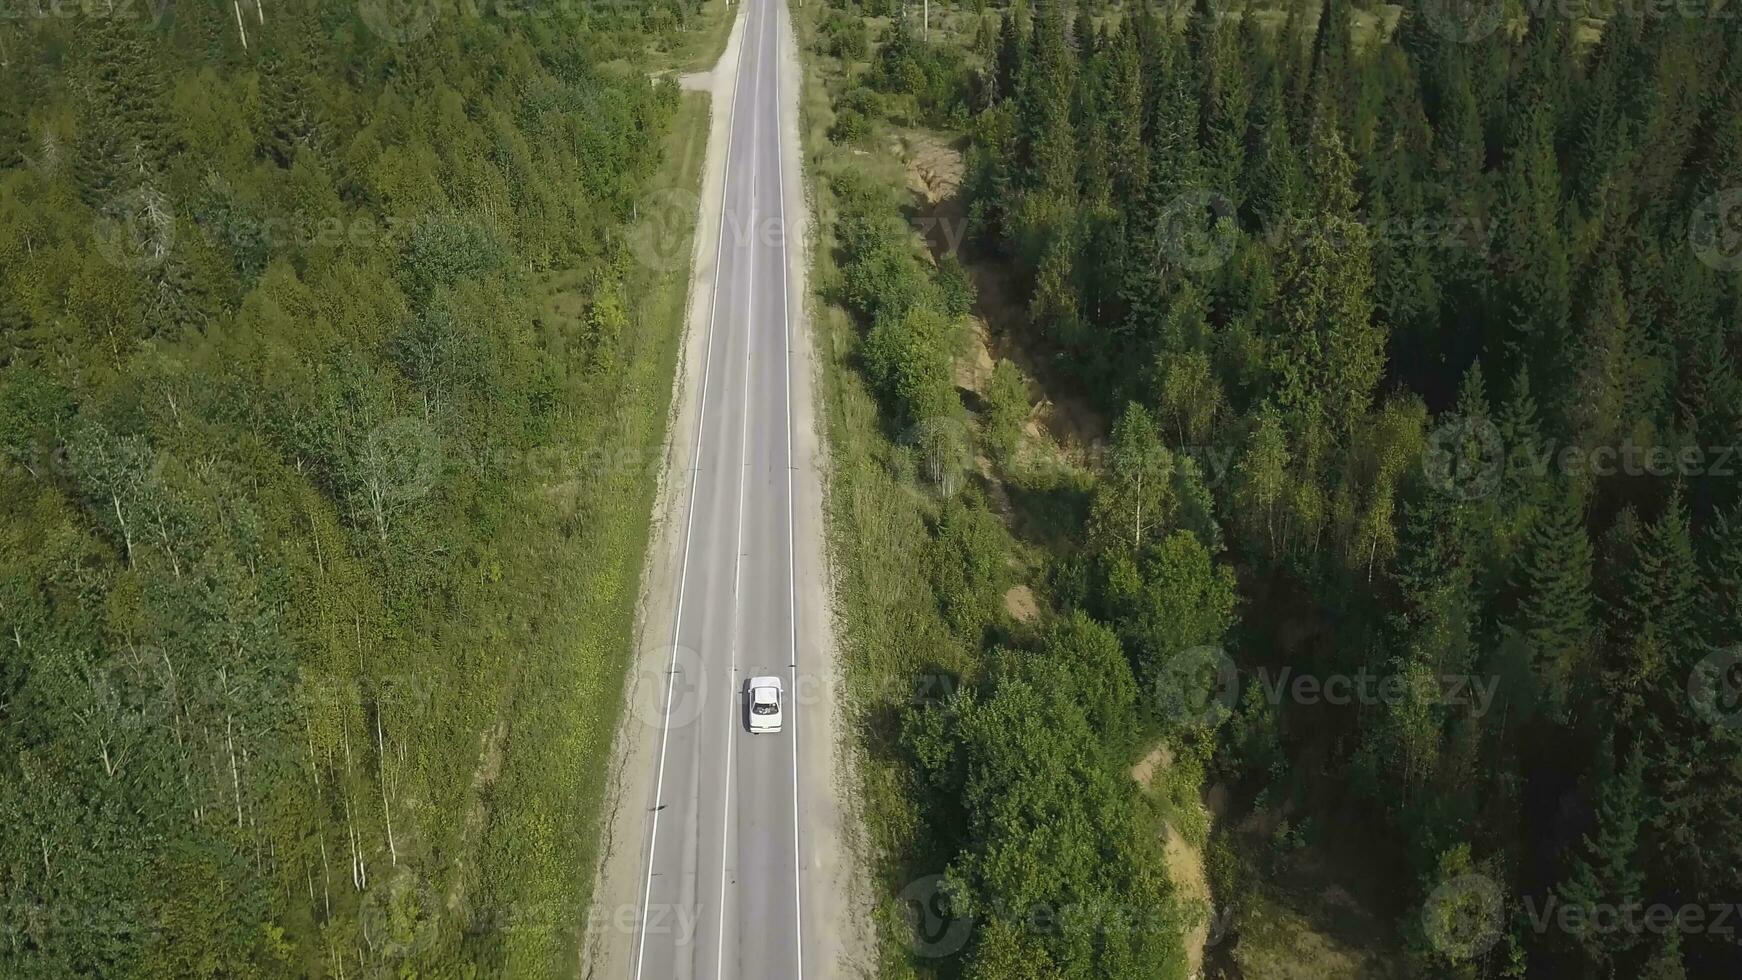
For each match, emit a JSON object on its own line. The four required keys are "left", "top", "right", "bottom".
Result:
{"left": 1624, "top": 491, "right": 1699, "bottom": 646}
{"left": 1510, "top": 486, "right": 1594, "bottom": 721}
{"left": 1492, "top": 101, "right": 1572, "bottom": 408}
{"left": 1554, "top": 736, "right": 1648, "bottom": 972}
{"left": 1268, "top": 119, "right": 1380, "bottom": 441}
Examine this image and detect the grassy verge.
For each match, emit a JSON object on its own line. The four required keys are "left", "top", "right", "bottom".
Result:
{"left": 792, "top": 10, "right": 967, "bottom": 979}
{"left": 793, "top": 7, "right": 1198, "bottom": 979}
{"left": 473, "top": 91, "right": 712, "bottom": 977}
{"left": 656, "top": 0, "right": 741, "bottom": 73}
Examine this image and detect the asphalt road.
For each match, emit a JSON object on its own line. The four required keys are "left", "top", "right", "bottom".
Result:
{"left": 634, "top": 0, "right": 807, "bottom": 976}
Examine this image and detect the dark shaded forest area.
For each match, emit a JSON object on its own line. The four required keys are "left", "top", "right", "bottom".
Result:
{"left": 0, "top": 1, "right": 703, "bottom": 976}
{"left": 820, "top": 0, "right": 1742, "bottom": 977}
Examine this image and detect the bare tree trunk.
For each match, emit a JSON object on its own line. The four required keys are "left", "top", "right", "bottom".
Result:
{"left": 377, "top": 710, "right": 397, "bottom": 867}
{"left": 1133, "top": 472, "right": 1143, "bottom": 551}
{"left": 112, "top": 496, "right": 134, "bottom": 565}
{"left": 309, "top": 505, "right": 326, "bottom": 575}
{"left": 306, "top": 718, "right": 322, "bottom": 792}
{"left": 227, "top": 714, "right": 243, "bottom": 830}
{"left": 319, "top": 835, "right": 332, "bottom": 921}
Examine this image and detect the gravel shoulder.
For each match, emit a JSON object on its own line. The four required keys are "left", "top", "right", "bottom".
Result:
{"left": 777, "top": 0, "right": 876, "bottom": 973}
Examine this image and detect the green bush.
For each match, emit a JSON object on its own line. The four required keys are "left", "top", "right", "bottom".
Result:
{"left": 983, "top": 358, "right": 1030, "bottom": 465}
{"left": 928, "top": 490, "right": 1009, "bottom": 638}
{"left": 829, "top": 105, "right": 870, "bottom": 145}
{"left": 819, "top": 9, "right": 869, "bottom": 60}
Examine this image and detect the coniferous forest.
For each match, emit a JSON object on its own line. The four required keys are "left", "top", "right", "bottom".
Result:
{"left": 0, "top": 1, "right": 708, "bottom": 976}
{"left": 807, "top": 0, "right": 1742, "bottom": 977}
{"left": 7, "top": 0, "right": 1742, "bottom": 976}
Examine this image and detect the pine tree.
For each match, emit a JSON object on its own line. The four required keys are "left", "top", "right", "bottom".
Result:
{"left": 1014, "top": 4, "right": 1077, "bottom": 210}
{"left": 1496, "top": 366, "right": 1545, "bottom": 521}
{"left": 1278, "top": 0, "right": 1315, "bottom": 126}
{"left": 1555, "top": 736, "right": 1648, "bottom": 972}
{"left": 1492, "top": 101, "right": 1572, "bottom": 411}
{"left": 1305, "top": 0, "right": 1352, "bottom": 125}
{"left": 1639, "top": 932, "right": 1687, "bottom": 980}
{"left": 1698, "top": 502, "right": 1742, "bottom": 647}
{"left": 1569, "top": 261, "right": 1653, "bottom": 455}
{"left": 995, "top": 9, "right": 1026, "bottom": 107}
{"left": 1244, "top": 72, "right": 1303, "bottom": 232}
{"left": 1364, "top": 47, "right": 1440, "bottom": 379}
{"left": 1197, "top": 2, "right": 1250, "bottom": 211}
{"left": 76, "top": 15, "right": 177, "bottom": 206}
{"left": 1510, "top": 487, "right": 1594, "bottom": 721}
{"left": 1143, "top": 31, "right": 1203, "bottom": 207}
{"left": 1622, "top": 491, "right": 1699, "bottom": 645}
{"left": 1105, "top": 20, "right": 1148, "bottom": 207}
{"left": 1268, "top": 119, "right": 1381, "bottom": 441}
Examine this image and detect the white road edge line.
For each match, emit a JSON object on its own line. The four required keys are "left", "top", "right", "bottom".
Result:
{"left": 715, "top": 0, "right": 764, "bottom": 974}
{"left": 772, "top": 0, "right": 805, "bottom": 975}
{"left": 634, "top": 2, "right": 754, "bottom": 975}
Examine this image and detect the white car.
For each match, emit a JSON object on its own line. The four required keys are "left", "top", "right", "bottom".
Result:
{"left": 748, "top": 676, "right": 783, "bottom": 733}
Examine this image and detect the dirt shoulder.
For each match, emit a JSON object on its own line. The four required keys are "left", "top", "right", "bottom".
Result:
{"left": 780, "top": 0, "right": 875, "bottom": 972}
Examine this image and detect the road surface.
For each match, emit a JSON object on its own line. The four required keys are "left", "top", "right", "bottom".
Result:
{"left": 632, "top": 0, "right": 824, "bottom": 976}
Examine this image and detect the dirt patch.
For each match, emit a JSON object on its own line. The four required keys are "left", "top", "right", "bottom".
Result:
{"left": 886, "top": 125, "right": 1105, "bottom": 463}
{"left": 1203, "top": 782, "right": 1232, "bottom": 822}
{"left": 1002, "top": 584, "right": 1039, "bottom": 623}
{"left": 895, "top": 130, "right": 963, "bottom": 206}
{"left": 1230, "top": 895, "right": 1406, "bottom": 980}
{"left": 1131, "top": 742, "right": 1212, "bottom": 977}
{"left": 1164, "top": 823, "right": 1213, "bottom": 977}
{"left": 955, "top": 314, "right": 995, "bottom": 395}
{"left": 964, "top": 250, "right": 1104, "bottom": 462}
{"left": 1129, "top": 741, "right": 1174, "bottom": 791}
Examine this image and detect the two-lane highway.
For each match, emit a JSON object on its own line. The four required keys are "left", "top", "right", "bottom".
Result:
{"left": 634, "top": 0, "right": 806, "bottom": 975}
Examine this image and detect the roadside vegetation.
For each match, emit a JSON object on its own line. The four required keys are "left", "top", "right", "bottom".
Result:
{"left": 0, "top": 1, "right": 725, "bottom": 976}
{"left": 800, "top": 3, "right": 1219, "bottom": 980}
{"left": 803, "top": 1, "right": 1742, "bottom": 978}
